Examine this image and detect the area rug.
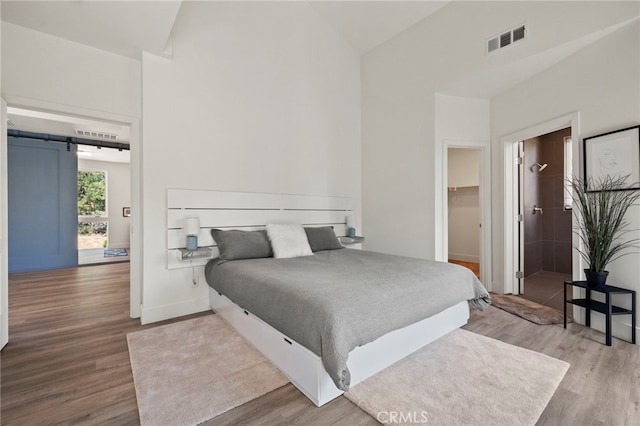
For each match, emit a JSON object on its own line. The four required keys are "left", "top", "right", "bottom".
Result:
{"left": 104, "top": 248, "right": 128, "bottom": 257}
{"left": 490, "top": 293, "right": 571, "bottom": 325}
{"left": 127, "top": 315, "right": 289, "bottom": 426}
{"left": 345, "top": 329, "right": 569, "bottom": 426}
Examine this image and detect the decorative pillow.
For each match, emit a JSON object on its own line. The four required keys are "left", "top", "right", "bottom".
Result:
{"left": 265, "top": 224, "right": 313, "bottom": 259}
{"left": 210, "top": 229, "right": 273, "bottom": 260}
{"left": 304, "top": 226, "right": 343, "bottom": 252}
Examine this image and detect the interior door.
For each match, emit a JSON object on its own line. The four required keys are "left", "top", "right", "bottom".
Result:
{"left": 1, "top": 98, "right": 8, "bottom": 350}
{"left": 8, "top": 137, "right": 78, "bottom": 272}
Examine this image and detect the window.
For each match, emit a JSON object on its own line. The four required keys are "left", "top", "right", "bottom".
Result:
{"left": 563, "top": 136, "right": 573, "bottom": 209}
{"left": 78, "top": 170, "right": 108, "bottom": 249}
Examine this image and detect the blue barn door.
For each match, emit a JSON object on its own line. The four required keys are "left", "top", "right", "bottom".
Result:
{"left": 8, "top": 137, "right": 78, "bottom": 272}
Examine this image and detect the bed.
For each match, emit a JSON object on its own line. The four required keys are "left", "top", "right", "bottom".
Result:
{"left": 166, "top": 188, "right": 489, "bottom": 406}
{"left": 205, "top": 247, "right": 489, "bottom": 406}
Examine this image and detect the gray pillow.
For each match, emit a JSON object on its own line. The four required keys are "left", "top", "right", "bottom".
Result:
{"left": 304, "top": 226, "right": 343, "bottom": 252}
{"left": 211, "top": 229, "right": 273, "bottom": 260}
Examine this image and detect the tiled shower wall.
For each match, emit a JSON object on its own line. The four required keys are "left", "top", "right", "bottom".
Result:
{"left": 523, "top": 128, "right": 572, "bottom": 276}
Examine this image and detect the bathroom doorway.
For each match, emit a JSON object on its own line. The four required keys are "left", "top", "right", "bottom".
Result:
{"left": 519, "top": 127, "right": 573, "bottom": 310}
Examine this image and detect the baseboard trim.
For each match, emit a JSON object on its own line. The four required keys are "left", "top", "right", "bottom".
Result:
{"left": 141, "top": 297, "right": 210, "bottom": 324}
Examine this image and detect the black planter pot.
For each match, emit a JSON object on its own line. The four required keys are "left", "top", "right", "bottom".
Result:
{"left": 584, "top": 269, "right": 609, "bottom": 289}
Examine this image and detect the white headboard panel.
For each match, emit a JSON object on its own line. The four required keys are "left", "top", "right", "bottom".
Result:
{"left": 167, "top": 189, "right": 352, "bottom": 269}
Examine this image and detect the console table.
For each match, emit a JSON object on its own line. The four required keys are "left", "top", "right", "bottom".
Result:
{"left": 564, "top": 280, "right": 636, "bottom": 346}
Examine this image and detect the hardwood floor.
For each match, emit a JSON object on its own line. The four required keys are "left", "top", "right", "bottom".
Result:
{"left": 449, "top": 259, "right": 480, "bottom": 278}
{"left": 1, "top": 264, "right": 207, "bottom": 425}
{"left": 2, "top": 263, "right": 639, "bottom": 425}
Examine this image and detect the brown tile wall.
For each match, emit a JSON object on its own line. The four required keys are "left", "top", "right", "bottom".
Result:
{"left": 523, "top": 128, "right": 572, "bottom": 276}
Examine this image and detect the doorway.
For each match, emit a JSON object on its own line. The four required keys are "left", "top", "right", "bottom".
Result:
{"left": 518, "top": 128, "right": 573, "bottom": 310}
{"left": 441, "top": 140, "right": 491, "bottom": 287}
{"left": 1, "top": 101, "right": 141, "bottom": 354}
{"left": 447, "top": 147, "right": 481, "bottom": 279}
{"left": 76, "top": 147, "right": 131, "bottom": 266}
{"left": 502, "top": 113, "right": 580, "bottom": 298}
{"left": 3, "top": 105, "right": 138, "bottom": 302}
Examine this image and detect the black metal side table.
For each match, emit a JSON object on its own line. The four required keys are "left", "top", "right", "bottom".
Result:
{"left": 564, "top": 280, "right": 636, "bottom": 346}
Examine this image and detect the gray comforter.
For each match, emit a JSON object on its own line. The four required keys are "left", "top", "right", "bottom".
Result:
{"left": 205, "top": 249, "right": 490, "bottom": 391}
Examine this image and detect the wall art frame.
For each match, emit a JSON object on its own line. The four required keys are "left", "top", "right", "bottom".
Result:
{"left": 583, "top": 125, "right": 640, "bottom": 191}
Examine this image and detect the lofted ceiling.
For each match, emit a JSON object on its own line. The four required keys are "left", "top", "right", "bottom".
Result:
{"left": 0, "top": 1, "right": 450, "bottom": 58}
{"left": 442, "top": 17, "right": 640, "bottom": 98}
{"left": 0, "top": 0, "right": 183, "bottom": 58}
{"left": 309, "top": 1, "right": 449, "bottom": 53}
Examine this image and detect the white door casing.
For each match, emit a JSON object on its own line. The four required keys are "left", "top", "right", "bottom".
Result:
{"left": 1, "top": 98, "right": 9, "bottom": 349}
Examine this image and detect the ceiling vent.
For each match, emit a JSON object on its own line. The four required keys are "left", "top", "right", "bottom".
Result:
{"left": 487, "top": 24, "right": 526, "bottom": 54}
{"left": 75, "top": 129, "right": 119, "bottom": 141}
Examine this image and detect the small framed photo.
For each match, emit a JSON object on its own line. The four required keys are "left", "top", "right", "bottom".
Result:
{"left": 584, "top": 125, "right": 640, "bottom": 191}
{"left": 123, "top": 207, "right": 131, "bottom": 217}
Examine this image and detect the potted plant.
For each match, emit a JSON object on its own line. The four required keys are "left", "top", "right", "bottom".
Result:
{"left": 570, "top": 174, "right": 640, "bottom": 288}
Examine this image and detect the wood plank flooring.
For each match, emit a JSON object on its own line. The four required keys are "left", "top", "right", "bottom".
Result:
{"left": 2, "top": 263, "right": 639, "bottom": 425}
{"left": 1, "top": 264, "right": 207, "bottom": 425}
{"left": 448, "top": 259, "right": 480, "bottom": 279}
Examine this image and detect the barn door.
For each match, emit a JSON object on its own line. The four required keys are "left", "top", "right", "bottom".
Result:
{"left": 8, "top": 137, "right": 78, "bottom": 272}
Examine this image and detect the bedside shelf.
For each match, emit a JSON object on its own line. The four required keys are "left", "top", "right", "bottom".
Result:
{"left": 177, "top": 247, "right": 213, "bottom": 260}
{"left": 339, "top": 236, "right": 365, "bottom": 245}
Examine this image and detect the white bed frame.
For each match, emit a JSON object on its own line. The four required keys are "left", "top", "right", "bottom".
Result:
{"left": 210, "top": 290, "right": 468, "bottom": 406}
{"left": 167, "top": 188, "right": 470, "bottom": 406}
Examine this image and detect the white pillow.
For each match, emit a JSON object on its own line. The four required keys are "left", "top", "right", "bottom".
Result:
{"left": 265, "top": 224, "right": 313, "bottom": 259}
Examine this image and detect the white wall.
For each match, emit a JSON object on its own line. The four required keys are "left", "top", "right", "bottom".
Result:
{"left": 1, "top": 22, "right": 140, "bottom": 118}
{"left": 492, "top": 20, "right": 639, "bottom": 341}
{"left": 78, "top": 158, "right": 131, "bottom": 249}
{"left": 140, "top": 2, "right": 361, "bottom": 323}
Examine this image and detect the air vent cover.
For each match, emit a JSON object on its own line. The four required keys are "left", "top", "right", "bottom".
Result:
{"left": 513, "top": 25, "right": 526, "bottom": 42}
{"left": 75, "top": 129, "right": 118, "bottom": 140}
{"left": 487, "top": 24, "right": 526, "bottom": 54}
{"left": 500, "top": 32, "right": 511, "bottom": 48}
{"left": 487, "top": 37, "right": 499, "bottom": 53}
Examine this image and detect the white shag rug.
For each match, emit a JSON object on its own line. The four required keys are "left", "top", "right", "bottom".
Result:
{"left": 345, "top": 328, "right": 569, "bottom": 426}
{"left": 127, "top": 315, "right": 288, "bottom": 426}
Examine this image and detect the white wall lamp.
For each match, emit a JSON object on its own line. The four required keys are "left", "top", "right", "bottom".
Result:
{"left": 183, "top": 217, "right": 200, "bottom": 251}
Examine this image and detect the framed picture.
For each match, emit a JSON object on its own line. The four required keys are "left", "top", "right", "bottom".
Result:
{"left": 123, "top": 207, "right": 131, "bottom": 217}
{"left": 584, "top": 125, "right": 640, "bottom": 191}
